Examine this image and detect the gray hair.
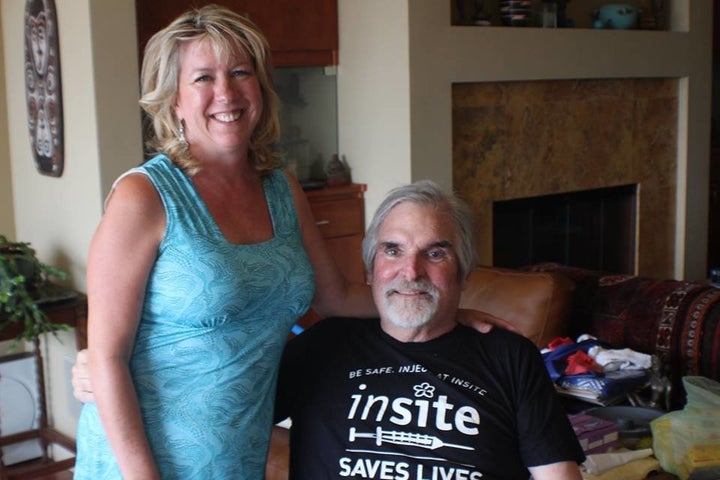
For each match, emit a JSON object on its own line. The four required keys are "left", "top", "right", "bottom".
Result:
{"left": 361, "top": 180, "right": 477, "bottom": 280}
{"left": 139, "top": 4, "right": 280, "bottom": 174}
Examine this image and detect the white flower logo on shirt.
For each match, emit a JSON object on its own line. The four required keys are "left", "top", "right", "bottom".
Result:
{"left": 413, "top": 382, "right": 435, "bottom": 398}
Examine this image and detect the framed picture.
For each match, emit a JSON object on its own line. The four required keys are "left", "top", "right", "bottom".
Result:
{"left": 24, "top": 0, "right": 63, "bottom": 177}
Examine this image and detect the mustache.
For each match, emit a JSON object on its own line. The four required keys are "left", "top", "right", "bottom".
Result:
{"left": 383, "top": 279, "right": 439, "bottom": 300}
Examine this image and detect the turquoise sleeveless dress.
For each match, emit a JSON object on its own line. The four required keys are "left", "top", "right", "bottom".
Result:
{"left": 74, "top": 155, "right": 315, "bottom": 479}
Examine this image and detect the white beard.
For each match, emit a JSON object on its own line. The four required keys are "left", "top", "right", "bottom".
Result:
{"left": 381, "top": 279, "right": 439, "bottom": 329}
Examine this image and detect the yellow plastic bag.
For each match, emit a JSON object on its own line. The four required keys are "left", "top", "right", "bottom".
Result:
{"left": 651, "top": 377, "right": 720, "bottom": 479}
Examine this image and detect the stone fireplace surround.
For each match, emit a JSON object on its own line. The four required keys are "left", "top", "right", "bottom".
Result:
{"left": 452, "top": 78, "right": 678, "bottom": 279}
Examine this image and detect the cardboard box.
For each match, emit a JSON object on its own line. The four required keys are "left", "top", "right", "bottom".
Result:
{"left": 568, "top": 413, "right": 619, "bottom": 454}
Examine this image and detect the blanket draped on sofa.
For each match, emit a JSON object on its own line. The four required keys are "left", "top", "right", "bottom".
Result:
{"left": 530, "top": 263, "right": 720, "bottom": 407}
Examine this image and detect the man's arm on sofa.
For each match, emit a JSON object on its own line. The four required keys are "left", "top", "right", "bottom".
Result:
{"left": 266, "top": 426, "right": 290, "bottom": 480}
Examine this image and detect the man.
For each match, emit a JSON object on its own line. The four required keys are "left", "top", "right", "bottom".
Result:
{"left": 273, "top": 181, "right": 584, "bottom": 480}
{"left": 74, "top": 181, "right": 585, "bottom": 480}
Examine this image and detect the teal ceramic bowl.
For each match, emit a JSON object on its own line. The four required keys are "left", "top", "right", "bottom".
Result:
{"left": 596, "top": 3, "right": 639, "bottom": 30}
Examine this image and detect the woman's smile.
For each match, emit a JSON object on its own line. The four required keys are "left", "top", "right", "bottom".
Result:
{"left": 211, "top": 109, "right": 245, "bottom": 123}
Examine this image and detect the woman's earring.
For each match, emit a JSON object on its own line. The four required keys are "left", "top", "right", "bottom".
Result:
{"left": 178, "top": 121, "right": 188, "bottom": 146}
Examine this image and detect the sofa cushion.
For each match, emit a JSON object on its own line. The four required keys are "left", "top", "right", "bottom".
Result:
{"left": 459, "top": 266, "right": 575, "bottom": 348}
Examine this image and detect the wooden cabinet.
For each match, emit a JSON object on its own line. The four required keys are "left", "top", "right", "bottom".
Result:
{"left": 135, "top": 0, "right": 338, "bottom": 67}
{"left": 295, "top": 183, "right": 367, "bottom": 332}
{"left": 305, "top": 183, "right": 367, "bottom": 284}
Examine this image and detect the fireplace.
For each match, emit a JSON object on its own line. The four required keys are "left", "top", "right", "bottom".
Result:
{"left": 493, "top": 184, "right": 637, "bottom": 274}
{"left": 452, "top": 78, "right": 678, "bottom": 278}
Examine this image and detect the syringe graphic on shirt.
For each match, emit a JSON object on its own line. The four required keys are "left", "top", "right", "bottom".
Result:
{"left": 349, "top": 427, "right": 473, "bottom": 451}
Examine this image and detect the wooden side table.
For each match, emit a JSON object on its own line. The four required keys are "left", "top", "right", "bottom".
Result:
{"left": 0, "top": 288, "right": 86, "bottom": 479}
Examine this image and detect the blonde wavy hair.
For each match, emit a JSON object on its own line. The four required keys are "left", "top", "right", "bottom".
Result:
{"left": 139, "top": 4, "right": 281, "bottom": 175}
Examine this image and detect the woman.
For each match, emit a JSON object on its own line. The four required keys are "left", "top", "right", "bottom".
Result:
{"left": 74, "top": 5, "right": 375, "bottom": 479}
{"left": 74, "top": 4, "right": 501, "bottom": 479}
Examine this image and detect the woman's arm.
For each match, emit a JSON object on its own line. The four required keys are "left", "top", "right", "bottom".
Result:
{"left": 286, "top": 173, "right": 377, "bottom": 318}
{"left": 86, "top": 173, "right": 164, "bottom": 480}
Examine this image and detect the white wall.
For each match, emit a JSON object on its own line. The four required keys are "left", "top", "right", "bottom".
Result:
{"left": 89, "top": 1, "right": 144, "bottom": 196}
{"left": 1, "top": 0, "right": 141, "bottom": 439}
{"left": 337, "top": 0, "right": 412, "bottom": 219}
{"left": 0, "top": 6, "right": 14, "bottom": 239}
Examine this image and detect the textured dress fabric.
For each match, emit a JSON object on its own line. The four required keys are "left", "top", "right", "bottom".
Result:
{"left": 74, "top": 155, "right": 315, "bottom": 480}
{"left": 276, "top": 318, "right": 585, "bottom": 480}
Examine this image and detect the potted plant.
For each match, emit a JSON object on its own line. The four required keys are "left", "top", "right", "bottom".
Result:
{"left": 0, "top": 234, "right": 69, "bottom": 344}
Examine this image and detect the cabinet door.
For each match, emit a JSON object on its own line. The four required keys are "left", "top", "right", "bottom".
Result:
{"left": 324, "top": 235, "right": 365, "bottom": 285}
{"left": 297, "top": 184, "right": 366, "bottom": 334}
{"left": 307, "top": 190, "right": 366, "bottom": 284}
{"left": 135, "top": 0, "right": 338, "bottom": 67}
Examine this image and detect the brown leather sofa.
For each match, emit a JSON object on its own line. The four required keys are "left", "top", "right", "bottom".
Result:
{"left": 458, "top": 265, "right": 575, "bottom": 348}
{"left": 264, "top": 263, "right": 720, "bottom": 479}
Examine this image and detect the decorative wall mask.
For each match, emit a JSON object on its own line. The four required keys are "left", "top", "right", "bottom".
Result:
{"left": 24, "top": 0, "right": 63, "bottom": 177}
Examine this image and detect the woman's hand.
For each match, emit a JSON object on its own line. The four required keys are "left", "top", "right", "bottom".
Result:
{"left": 72, "top": 349, "right": 95, "bottom": 403}
{"left": 457, "top": 309, "right": 520, "bottom": 334}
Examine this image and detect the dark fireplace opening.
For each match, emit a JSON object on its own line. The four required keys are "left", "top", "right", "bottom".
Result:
{"left": 492, "top": 184, "right": 637, "bottom": 274}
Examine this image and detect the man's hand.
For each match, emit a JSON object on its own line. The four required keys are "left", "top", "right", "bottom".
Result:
{"left": 456, "top": 309, "right": 520, "bottom": 334}
{"left": 72, "top": 349, "right": 95, "bottom": 403}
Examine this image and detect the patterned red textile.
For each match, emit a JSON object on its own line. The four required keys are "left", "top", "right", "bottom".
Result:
{"left": 528, "top": 263, "right": 720, "bottom": 408}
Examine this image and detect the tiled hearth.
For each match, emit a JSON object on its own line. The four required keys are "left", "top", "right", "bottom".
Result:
{"left": 452, "top": 78, "right": 678, "bottom": 279}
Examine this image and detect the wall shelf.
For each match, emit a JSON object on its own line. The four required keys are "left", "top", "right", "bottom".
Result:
{"left": 451, "top": 0, "right": 676, "bottom": 31}
{"left": 440, "top": 26, "right": 694, "bottom": 84}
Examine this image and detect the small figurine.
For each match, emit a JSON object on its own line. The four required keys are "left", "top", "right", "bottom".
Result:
{"left": 326, "top": 154, "right": 351, "bottom": 186}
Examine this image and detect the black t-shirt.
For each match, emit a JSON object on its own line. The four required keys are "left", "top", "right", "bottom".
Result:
{"left": 275, "top": 318, "right": 585, "bottom": 480}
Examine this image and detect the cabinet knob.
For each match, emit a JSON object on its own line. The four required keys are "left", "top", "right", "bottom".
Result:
{"left": 316, "top": 220, "right": 331, "bottom": 226}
